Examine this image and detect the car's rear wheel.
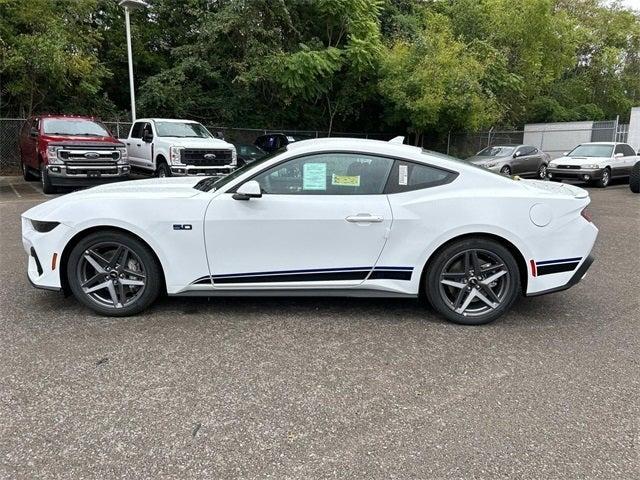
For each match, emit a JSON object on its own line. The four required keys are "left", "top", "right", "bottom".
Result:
{"left": 426, "top": 238, "right": 520, "bottom": 325}
{"left": 630, "top": 161, "right": 640, "bottom": 193}
{"left": 67, "top": 231, "right": 161, "bottom": 316}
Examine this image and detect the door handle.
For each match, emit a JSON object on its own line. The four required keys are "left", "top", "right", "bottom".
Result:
{"left": 345, "top": 214, "right": 384, "bottom": 223}
{"left": 126, "top": 142, "right": 130, "bottom": 146}
{"left": 136, "top": 143, "right": 141, "bottom": 147}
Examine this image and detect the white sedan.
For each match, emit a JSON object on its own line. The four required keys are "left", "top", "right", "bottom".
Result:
{"left": 22, "top": 138, "right": 598, "bottom": 325}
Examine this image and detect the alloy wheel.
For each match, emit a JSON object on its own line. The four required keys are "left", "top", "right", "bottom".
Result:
{"left": 601, "top": 170, "right": 609, "bottom": 186}
{"left": 76, "top": 242, "right": 147, "bottom": 309}
{"left": 500, "top": 166, "right": 511, "bottom": 176}
{"left": 438, "top": 249, "right": 511, "bottom": 317}
{"left": 539, "top": 164, "right": 547, "bottom": 179}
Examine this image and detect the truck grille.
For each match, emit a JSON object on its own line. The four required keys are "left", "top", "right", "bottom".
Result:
{"left": 58, "top": 147, "right": 121, "bottom": 175}
{"left": 181, "top": 149, "right": 233, "bottom": 166}
{"left": 59, "top": 148, "right": 120, "bottom": 162}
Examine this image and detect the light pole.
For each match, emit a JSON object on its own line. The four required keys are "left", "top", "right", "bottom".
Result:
{"left": 119, "top": 0, "right": 147, "bottom": 121}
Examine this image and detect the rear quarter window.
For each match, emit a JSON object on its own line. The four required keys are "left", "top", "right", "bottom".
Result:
{"left": 385, "top": 160, "right": 457, "bottom": 193}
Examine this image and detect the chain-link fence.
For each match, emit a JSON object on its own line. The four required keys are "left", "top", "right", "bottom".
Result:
{"left": 0, "top": 118, "right": 402, "bottom": 175}
{"left": 422, "top": 119, "right": 630, "bottom": 159}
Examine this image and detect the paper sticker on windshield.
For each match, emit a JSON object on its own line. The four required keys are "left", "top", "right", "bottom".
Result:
{"left": 332, "top": 174, "right": 360, "bottom": 187}
{"left": 303, "top": 163, "right": 326, "bottom": 190}
{"left": 399, "top": 164, "right": 408, "bottom": 185}
{"left": 286, "top": 136, "right": 295, "bottom": 142}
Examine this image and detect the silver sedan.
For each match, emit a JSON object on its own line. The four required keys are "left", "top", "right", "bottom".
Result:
{"left": 467, "top": 144, "right": 551, "bottom": 178}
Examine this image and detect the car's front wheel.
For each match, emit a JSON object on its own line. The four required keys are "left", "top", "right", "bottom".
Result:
{"left": 594, "top": 167, "right": 610, "bottom": 188}
{"left": 426, "top": 238, "right": 521, "bottom": 325}
{"left": 67, "top": 231, "right": 162, "bottom": 316}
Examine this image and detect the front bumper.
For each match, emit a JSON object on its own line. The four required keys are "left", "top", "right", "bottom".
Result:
{"left": 170, "top": 165, "right": 235, "bottom": 176}
{"left": 47, "top": 164, "right": 130, "bottom": 186}
{"left": 547, "top": 167, "right": 604, "bottom": 181}
{"left": 22, "top": 218, "right": 71, "bottom": 291}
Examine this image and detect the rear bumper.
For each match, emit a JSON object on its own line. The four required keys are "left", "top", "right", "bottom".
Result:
{"left": 526, "top": 255, "right": 594, "bottom": 297}
{"left": 547, "top": 167, "right": 604, "bottom": 181}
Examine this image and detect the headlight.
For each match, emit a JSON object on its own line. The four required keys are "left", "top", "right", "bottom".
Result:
{"left": 31, "top": 219, "right": 60, "bottom": 233}
{"left": 169, "top": 146, "right": 184, "bottom": 165}
{"left": 117, "top": 147, "right": 128, "bottom": 163}
{"left": 231, "top": 147, "right": 237, "bottom": 166}
{"left": 46, "top": 146, "right": 63, "bottom": 164}
{"left": 583, "top": 164, "right": 600, "bottom": 169}
{"left": 484, "top": 161, "right": 497, "bottom": 168}
{"left": 549, "top": 163, "right": 557, "bottom": 168}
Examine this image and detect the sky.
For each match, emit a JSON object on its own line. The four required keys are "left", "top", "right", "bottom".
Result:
{"left": 619, "top": 0, "right": 640, "bottom": 10}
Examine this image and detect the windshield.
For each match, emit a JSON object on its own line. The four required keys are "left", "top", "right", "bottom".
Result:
{"left": 568, "top": 144, "right": 614, "bottom": 157}
{"left": 155, "top": 122, "right": 212, "bottom": 138}
{"left": 194, "top": 149, "right": 285, "bottom": 192}
{"left": 475, "top": 146, "right": 515, "bottom": 157}
{"left": 42, "top": 118, "right": 110, "bottom": 137}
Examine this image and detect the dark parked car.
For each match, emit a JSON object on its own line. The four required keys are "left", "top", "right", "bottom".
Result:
{"left": 233, "top": 143, "right": 267, "bottom": 167}
{"left": 254, "top": 133, "right": 311, "bottom": 153}
{"left": 467, "top": 144, "right": 550, "bottom": 179}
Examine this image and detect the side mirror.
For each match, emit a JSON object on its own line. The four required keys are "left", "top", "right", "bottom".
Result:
{"left": 29, "top": 127, "right": 39, "bottom": 137}
{"left": 143, "top": 132, "right": 153, "bottom": 143}
{"left": 614, "top": 152, "right": 623, "bottom": 158}
{"left": 513, "top": 151, "right": 521, "bottom": 158}
{"left": 563, "top": 152, "right": 569, "bottom": 156}
{"left": 233, "top": 180, "right": 262, "bottom": 200}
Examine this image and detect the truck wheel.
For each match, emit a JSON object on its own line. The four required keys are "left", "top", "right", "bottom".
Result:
{"left": 156, "top": 162, "right": 171, "bottom": 178}
{"left": 21, "top": 161, "right": 37, "bottom": 181}
{"left": 630, "top": 161, "right": 640, "bottom": 193}
{"left": 40, "top": 164, "right": 57, "bottom": 194}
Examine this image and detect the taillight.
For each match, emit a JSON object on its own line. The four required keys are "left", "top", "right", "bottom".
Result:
{"left": 581, "top": 207, "right": 593, "bottom": 222}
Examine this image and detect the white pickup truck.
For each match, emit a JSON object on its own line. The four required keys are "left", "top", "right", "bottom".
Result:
{"left": 121, "top": 118, "right": 237, "bottom": 177}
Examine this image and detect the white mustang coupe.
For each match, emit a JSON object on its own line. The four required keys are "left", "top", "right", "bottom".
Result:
{"left": 22, "top": 138, "right": 597, "bottom": 325}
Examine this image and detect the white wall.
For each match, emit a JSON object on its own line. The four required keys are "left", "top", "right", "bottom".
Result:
{"left": 523, "top": 121, "right": 594, "bottom": 159}
{"left": 628, "top": 107, "right": 640, "bottom": 153}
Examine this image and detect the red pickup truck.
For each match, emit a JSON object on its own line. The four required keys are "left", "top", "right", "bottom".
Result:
{"left": 19, "top": 115, "right": 130, "bottom": 193}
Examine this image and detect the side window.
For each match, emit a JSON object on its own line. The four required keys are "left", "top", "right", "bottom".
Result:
{"left": 142, "top": 122, "right": 153, "bottom": 139}
{"left": 519, "top": 146, "right": 535, "bottom": 156}
{"left": 385, "top": 160, "right": 457, "bottom": 194}
{"left": 32, "top": 118, "right": 40, "bottom": 132}
{"left": 614, "top": 144, "right": 625, "bottom": 155}
{"left": 252, "top": 153, "right": 394, "bottom": 195}
{"left": 621, "top": 144, "right": 636, "bottom": 156}
{"left": 130, "top": 122, "right": 145, "bottom": 139}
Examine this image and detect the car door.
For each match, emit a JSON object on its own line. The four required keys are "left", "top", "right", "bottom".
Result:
{"left": 612, "top": 144, "right": 627, "bottom": 177}
{"left": 126, "top": 122, "right": 145, "bottom": 168}
{"left": 22, "top": 118, "right": 40, "bottom": 168}
{"left": 139, "top": 122, "right": 154, "bottom": 168}
{"left": 620, "top": 144, "right": 637, "bottom": 175}
{"left": 204, "top": 152, "right": 394, "bottom": 288}
{"left": 515, "top": 146, "right": 538, "bottom": 176}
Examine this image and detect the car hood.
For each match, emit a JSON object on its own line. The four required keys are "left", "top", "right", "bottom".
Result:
{"left": 552, "top": 156, "right": 609, "bottom": 166}
{"left": 158, "top": 137, "right": 233, "bottom": 148}
{"left": 22, "top": 177, "right": 204, "bottom": 221}
{"left": 467, "top": 155, "right": 509, "bottom": 164}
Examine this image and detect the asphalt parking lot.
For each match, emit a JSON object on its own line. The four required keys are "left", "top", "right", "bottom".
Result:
{"left": 0, "top": 176, "right": 638, "bottom": 479}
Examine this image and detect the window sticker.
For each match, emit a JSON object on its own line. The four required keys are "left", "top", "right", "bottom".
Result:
{"left": 331, "top": 174, "right": 360, "bottom": 187}
{"left": 286, "top": 136, "right": 295, "bottom": 142}
{"left": 303, "top": 163, "right": 327, "bottom": 190}
{"left": 399, "top": 164, "right": 408, "bottom": 185}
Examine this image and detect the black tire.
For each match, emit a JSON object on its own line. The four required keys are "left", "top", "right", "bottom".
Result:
{"left": 66, "top": 231, "right": 162, "bottom": 316}
{"left": 156, "top": 161, "right": 171, "bottom": 178}
{"left": 425, "top": 238, "right": 521, "bottom": 325}
{"left": 40, "top": 164, "right": 57, "bottom": 194}
{"left": 630, "top": 161, "right": 640, "bottom": 194}
{"left": 537, "top": 163, "right": 548, "bottom": 180}
{"left": 500, "top": 165, "right": 511, "bottom": 176}
{"left": 21, "top": 161, "right": 37, "bottom": 181}
{"left": 594, "top": 167, "right": 610, "bottom": 188}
